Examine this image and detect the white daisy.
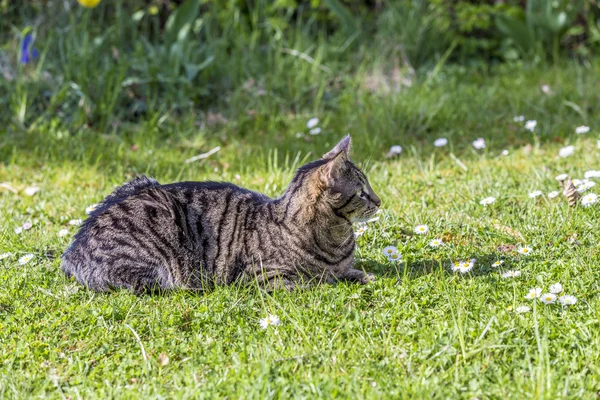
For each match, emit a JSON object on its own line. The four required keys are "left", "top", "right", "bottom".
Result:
{"left": 572, "top": 179, "right": 584, "bottom": 187}
{"left": 479, "top": 196, "right": 496, "bottom": 206}
{"left": 387, "top": 252, "right": 402, "bottom": 262}
{"left": 513, "top": 115, "right": 525, "bottom": 122}
{"left": 472, "top": 138, "right": 486, "bottom": 150}
{"left": 502, "top": 270, "right": 521, "bottom": 278}
{"left": 306, "top": 117, "right": 319, "bottom": 129}
{"left": 597, "top": 140, "right": 600, "bottom": 150}
{"left": 541, "top": 84, "right": 551, "bottom": 94}
{"left": 382, "top": 246, "right": 399, "bottom": 257}
{"left": 575, "top": 125, "right": 590, "bottom": 135}
{"left": 24, "top": 186, "right": 40, "bottom": 196}
{"left": 414, "top": 224, "right": 429, "bottom": 235}
{"left": 547, "top": 191, "right": 560, "bottom": 199}
{"left": 584, "top": 170, "right": 600, "bottom": 179}
{"left": 517, "top": 246, "right": 532, "bottom": 255}
{"left": 68, "top": 219, "right": 82, "bottom": 226}
{"left": 452, "top": 260, "right": 474, "bottom": 274}
{"left": 0, "top": 252, "right": 12, "bottom": 260}
{"left": 524, "top": 120, "right": 537, "bottom": 132}
{"left": 433, "top": 138, "right": 448, "bottom": 147}
{"left": 555, "top": 173, "right": 568, "bottom": 181}
{"left": 528, "top": 191, "right": 543, "bottom": 198}
{"left": 259, "top": 314, "right": 280, "bottom": 329}
{"left": 491, "top": 260, "right": 504, "bottom": 268}
{"left": 581, "top": 193, "right": 598, "bottom": 207}
{"left": 22, "top": 222, "right": 32, "bottom": 230}
{"left": 429, "top": 238, "right": 443, "bottom": 247}
{"left": 540, "top": 293, "right": 557, "bottom": 304}
{"left": 525, "top": 288, "right": 542, "bottom": 299}
{"left": 14, "top": 227, "right": 23, "bottom": 234}
{"left": 389, "top": 145, "right": 402, "bottom": 155}
{"left": 558, "top": 145, "right": 575, "bottom": 158}
{"left": 85, "top": 204, "right": 99, "bottom": 214}
{"left": 515, "top": 305, "right": 530, "bottom": 313}
{"left": 576, "top": 180, "right": 596, "bottom": 193}
{"left": 559, "top": 295, "right": 577, "bottom": 306}
{"left": 549, "top": 283, "right": 563, "bottom": 294}
{"left": 309, "top": 127, "right": 321, "bottom": 135}
{"left": 501, "top": 149, "right": 509, "bottom": 156}
{"left": 58, "top": 229, "right": 69, "bottom": 238}
{"left": 18, "top": 254, "right": 34, "bottom": 265}
{"left": 354, "top": 224, "right": 368, "bottom": 238}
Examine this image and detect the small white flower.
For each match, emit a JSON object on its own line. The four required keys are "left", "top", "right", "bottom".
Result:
{"left": 517, "top": 246, "right": 532, "bottom": 255}
{"left": 572, "top": 179, "right": 584, "bottom": 187}
{"left": 68, "top": 219, "right": 82, "bottom": 226}
{"left": 525, "top": 120, "right": 537, "bottom": 132}
{"left": 549, "top": 283, "right": 563, "bottom": 294}
{"left": 502, "top": 270, "right": 521, "bottom": 278}
{"left": 513, "top": 115, "right": 525, "bottom": 122}
{"left": 597, "top": 140, "right": 600, "bottom": 149}
{"left": 295, "top": 132, "right": 304, "bottom": 138}
{"left": 501, "top": 149, "right": 509, "bottom": 156}
{"left": 525, "top": 288, "right": 542, "bottom": 299}
{"left": 309, "top": 127, "right": 322, "bottom": 135}
{"left": 472, "top": 138, "right": 486, "bottom": 150}
{"left": 24, "top": 186, "right": 40, "bottom": 196}
{"left": 387, "top": 252, "right": 402, "bottom": 262}
{"left": 382, "top": 246, "right": 399, "bottom": 257}
{"left": 559, "top": 295, "right": 577, "bottom": 306}
{"left": 259, "top": 314, "right": 280, "bottom": 329}
{"left": 555, "top": 173, "right": 568, "bottom": 181}
{"left": 576, "top": 180, "right": 596, "bottom": 193}
{"left": 354, "top": 224, "right": 368, "bottom": 238}
{"left": 0, "top": 252, "right": 12, "bottom": 260}
{"left": 491, "top": 260, "right": 504, "bottom": 268}
{"left": 433, "top": 138, "right": 448, "bottom": 147}
{"left": 479, "top": 196, "right": 496, "bottom": 206}
{"left": 18, "top": 254, "right": 34, "bottom": 265}
{"left": 14, "top": 227, "right": 23, "bottom": 234}
{"left": 581, "top": 193, "right": 598, "bottom": 207}
{"left": 307, "top": 118, "right": 319, "bottom": 129}
{"left": 389, "top": 145, "right": 402, "bottom": 155}
{"left": 528, "top": 191, "right": 543, "bottom": 198}
{"left": 540, "top": 293, "right": 557, "bottom": 304}
{"left": 58, "top": 229, "right": 69, "bottom": 238}
{"left": 541, "top": 84, "right": 551, "bottom": 94}
{"left": 414, "top": 224, "right": 429, "bottom": 235}
{"left": 575, "top": 125, "right": 590, "bottom": 135}
{"left": 22, "top": 222, "right": 33, "bottom": 230}
{"left": 547, "top": 191, "right": 560, "bottom": 199}
{"left": 452, "top": 260, "right": 473, "bottom": 274}
{"left": 515, "top": 305, "right": 530, "bottom": 313}
{"left": 558, "top": 145, "right": 575, "bottom": 158}
{"left": 584, "top": 170, "right": 600, "bottom": 179}
{"left": 85, "top": 204, "right": 99, "bottom": 214}
{"left": 429, "top": 238, "right": 443, "bottom": 247}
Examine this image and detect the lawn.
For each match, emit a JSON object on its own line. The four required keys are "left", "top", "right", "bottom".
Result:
{"left": 2, "top": 60, "right": 600, "bottom": 398}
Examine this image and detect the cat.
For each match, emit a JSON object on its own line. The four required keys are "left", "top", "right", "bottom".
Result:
{"left": 61, "top": 135, "right": 381, "bottom": 293}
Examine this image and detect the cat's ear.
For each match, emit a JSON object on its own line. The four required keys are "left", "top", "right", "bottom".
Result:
{"left": 319, "top": 151, "right": 346, "bottom": 187}
{"left": 322, "top": 135, "right": 351, "bottom": 160}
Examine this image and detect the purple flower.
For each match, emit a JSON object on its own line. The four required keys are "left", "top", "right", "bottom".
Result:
{"left": 21, "top": 33, "right": 39, "bottom": 64}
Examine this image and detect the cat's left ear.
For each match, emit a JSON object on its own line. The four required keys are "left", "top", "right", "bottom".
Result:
{"left": 322, "top": 135, "right": 351, "bottom": 160}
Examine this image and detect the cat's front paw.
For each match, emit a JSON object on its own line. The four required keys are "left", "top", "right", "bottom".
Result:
{"left": 359, "top": 273, "right": 375, "bottom": 285}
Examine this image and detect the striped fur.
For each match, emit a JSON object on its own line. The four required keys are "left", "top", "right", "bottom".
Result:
{"left": 61, "top": 135, "right": 381, "bottom": 293}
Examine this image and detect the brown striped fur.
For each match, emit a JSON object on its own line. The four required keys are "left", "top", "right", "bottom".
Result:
{"left": 61, "top": 135, "right": 381, "bottom": 293}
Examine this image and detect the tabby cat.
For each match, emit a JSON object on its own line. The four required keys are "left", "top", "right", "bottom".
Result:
{"left": 61, "top": 135, "right": 381, "bottom": 292}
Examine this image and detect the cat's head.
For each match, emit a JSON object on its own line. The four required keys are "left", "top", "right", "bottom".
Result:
{"left": 315, "top": 135, "right": 381, "bottom": 222}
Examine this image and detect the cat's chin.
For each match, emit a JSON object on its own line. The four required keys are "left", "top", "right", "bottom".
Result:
{"left": 351, "top": 211, "right": 380, "bottom": 224}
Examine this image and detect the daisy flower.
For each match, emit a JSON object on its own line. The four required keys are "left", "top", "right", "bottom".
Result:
{"left": 513, "top": 115, "right": 525, "bottom": 122}
{"left": 452, "top": 260, "right": 474, "bottom": 274}
{"left": 524, "top": 288, "right": 542, "bottom": 299}
{"left": 575, "top": 125, "right": 590, "bottom": 135}
{"left": 414, "top": 224, "right": 429, "bottom": 235}
{"left": 306, "top": 118, "right": 319, "bottom": 129}
{"left": 14, "top": 227, "right": 23, "bottom": 234}
{"left": 22, "top": 222, "right": 32, "bottom": 230}
{"left": 18, "top": 254, "right": 34, "bottom": 265}
{"left": 501, "top": 149, "right": 509, "bottom": 156}
{"left": 581, "top": 193, "right": 598, "bottom": 207}
{"left": 480, "top": 196, "right": 496, "bottom": 206}
{"left": 68, "top": 219, "right": 82, "bottom": 226}
{"left": 540, "top": 293, "right": 557, "bottom": 304}
{"left": 584, "top": 170, "right": 600, "bottom": 179}
{"left": 528, "top": 191, "right": 542, "bottom": 198}
{"left": 558, "top": 145, "right": 575, "bottom": 158}
{"left": 547, "top": 191, "right": 560, "bottom": 199}
{"left": 259, "top": 314, "right": 280, "bottom": 329}
{"left": 24, "top": 186, "right": 40, "bottom": 196}
{"left": 472, "top": 138, "right": 486, "bottom": 150}
{"left": 429, "top": 238, "right": 443, "bottom": 247}
{"left": 541, "top": 84, "right": 551, "bottom": 94}
{"left": 382, "top": 246, "right": 398, "bottom": 257}
{"left": 388, "top": 145, "right": 402, "bottom": 155}
{"left": 576, "top": 179, "right": 596, "bottom": 193}
{"left": 58, "top": 229, "right": 69, "bottom": 238}
{"left": 309, "top": 127, "right": 321, "bottom": 136}
{"left": 387, "top": 252, "right": 402, "bottom": 262}
{"left": 433, "top": 138, "right": 448, "bottom": 147}
{"left": 549, "top": 283, "right": 563, "bottom": 294}
{"left": 517, "top": 246, "right": 532, "bottom": 255}
{"left": 555, "top": 173, "right": 568, "bottom": 181}
{"left": 491, "top": 260, "right": 504, "bottom": 268}
{"left": 502, "top": 270, "right": 521, "bottom": 278}
{"left": 524, "top": 120, "right": 537, "bottom": 132}
{"left": 559, "top": 295, "right": 577, "bottom": 306}
{"left": 0, "top": 252, "right": 12, "bottom": 260}
{"left": 85, "top": 204, "right": 99, "bottom": 214}
{"left": 515, "top": 305, "right": 530, "bottom": 313}
{"left": 597, "top": 140, "right": 600, "bottom": 150}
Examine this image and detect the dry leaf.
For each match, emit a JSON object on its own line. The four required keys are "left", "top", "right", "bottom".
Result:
{"left": 158, "top": 352, "right": 169, "bottom": 366}
{"left": 561, "top": 177, "right": 580, "bottom": 207}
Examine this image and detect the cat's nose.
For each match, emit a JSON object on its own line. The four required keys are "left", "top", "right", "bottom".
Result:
{"left": 372, "top": 194, "right": 381, "bottom": 207}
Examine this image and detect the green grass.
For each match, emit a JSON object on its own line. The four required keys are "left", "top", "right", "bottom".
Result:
{"left": 2, "top": 61, "right": 600, "bottom": 399}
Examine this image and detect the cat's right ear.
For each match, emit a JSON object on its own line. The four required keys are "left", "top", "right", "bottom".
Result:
{"left": 322, "top": 135, "right": 351, "bottom": 160}
{"left": 318, "top": 151, "right": 346, "bottom": 187}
